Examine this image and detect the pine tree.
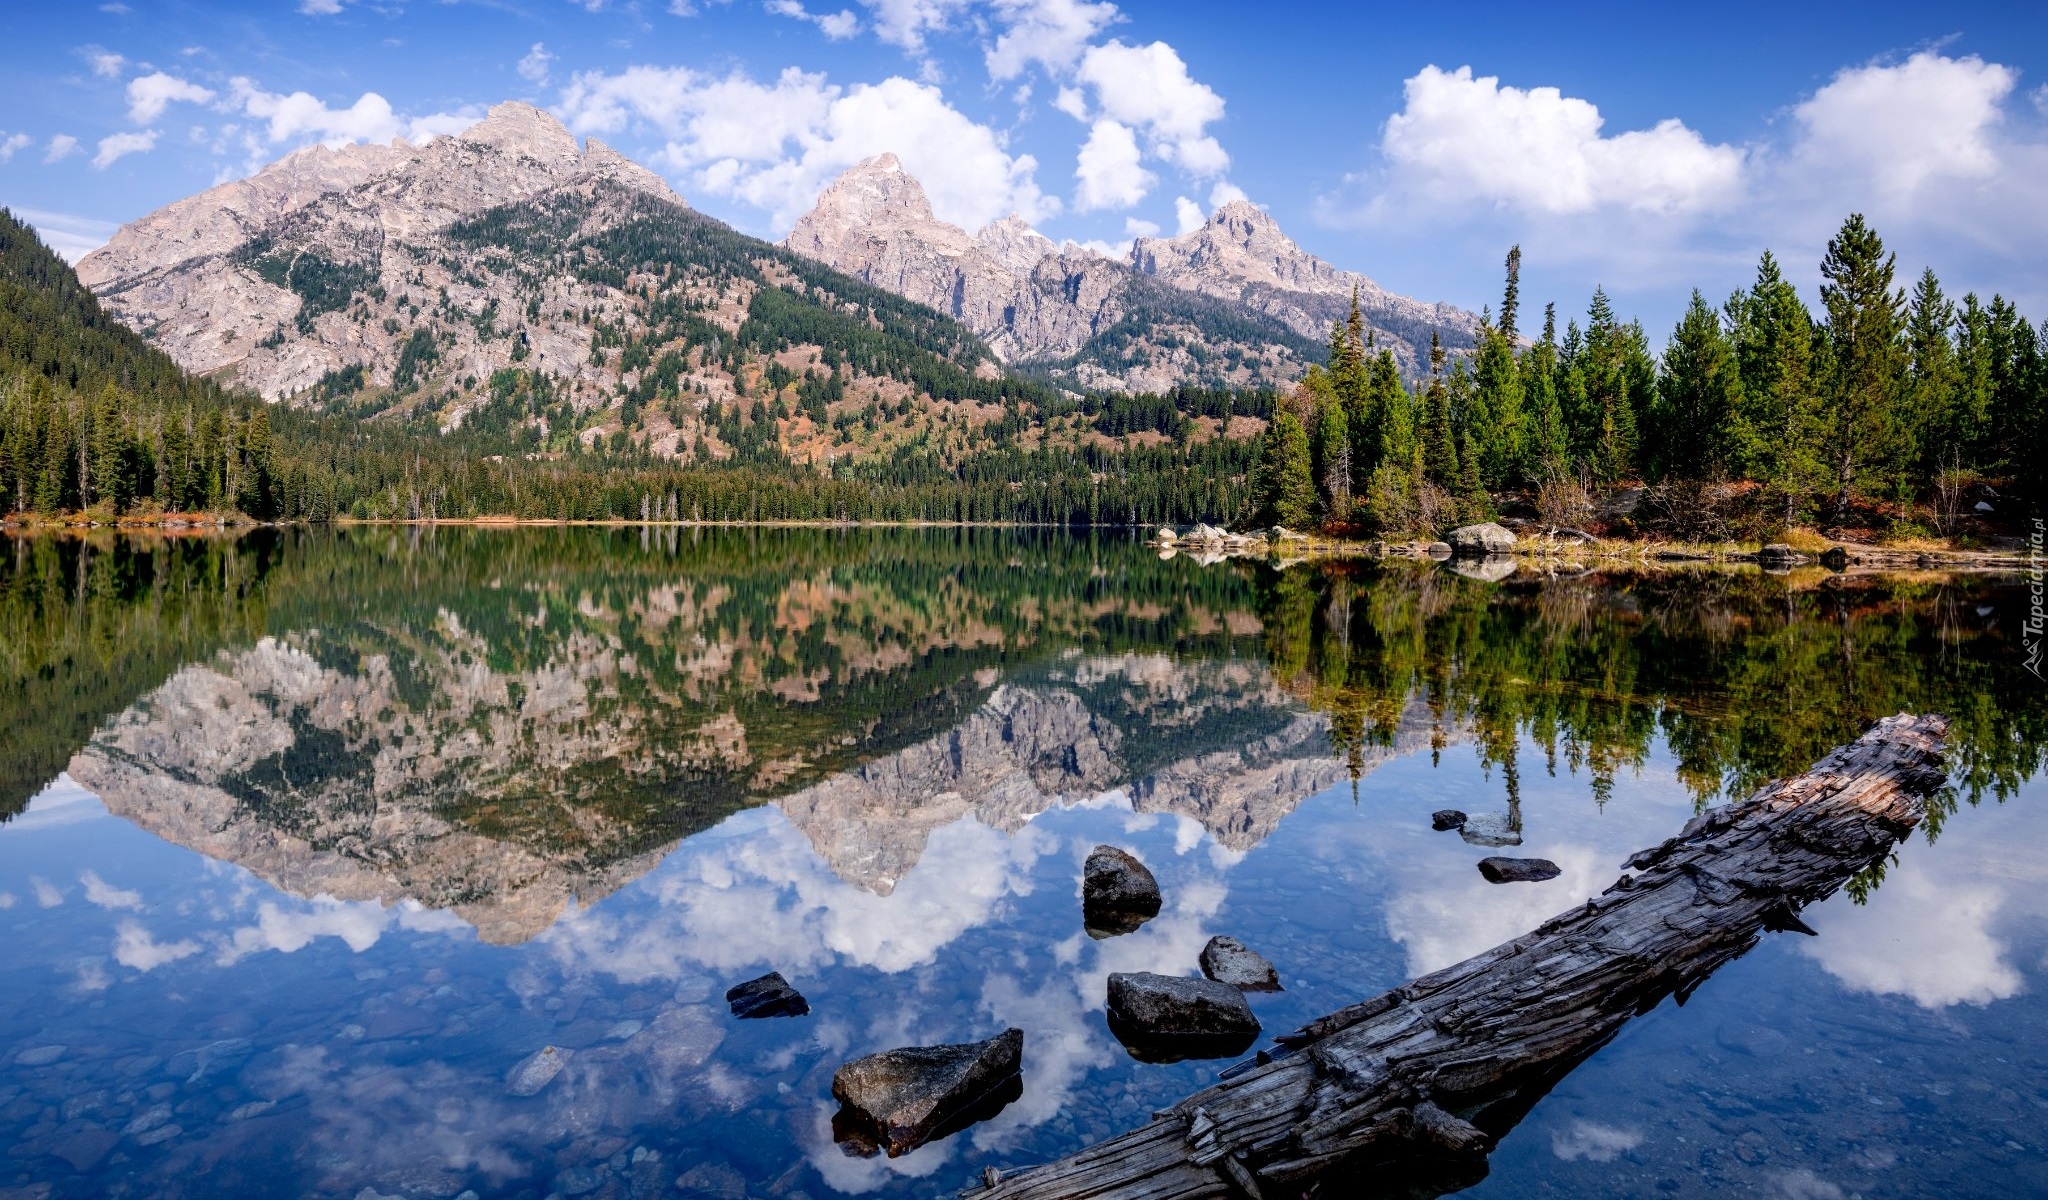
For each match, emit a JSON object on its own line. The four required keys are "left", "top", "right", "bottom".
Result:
{"left": 1817, "top": 214, "right": 1908, "bottom": 515}
{"left": 1727, "top": 251, "right": 1826, "bottom": 525}
{"left": 1246, "top": 407, "right": 1317, "bottom": 529}
{"left": 1499, "top": 245, "right": 1522, "bottom": 343}
{"left": 1655, "top": 290, "right": 1741, "bottom": 478}
{"left": 1521, "top": 303, "right": 1568, "bottom": 475}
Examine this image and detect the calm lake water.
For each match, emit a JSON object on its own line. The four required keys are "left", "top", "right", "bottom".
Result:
{"left": 1, "top": 528, "right": 2043, "bottom": 1200}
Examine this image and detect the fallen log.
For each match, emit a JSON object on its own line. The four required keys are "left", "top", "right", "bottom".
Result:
{"left": 970, "top": 713, "right": 1949, "bottom": 1199}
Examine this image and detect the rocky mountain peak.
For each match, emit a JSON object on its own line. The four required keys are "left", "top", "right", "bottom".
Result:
{"left": 461, "top": 100, "right": 582, "bottom": 165}
{"left": 973, "top": 214, "right": 1056, "bottom": 277}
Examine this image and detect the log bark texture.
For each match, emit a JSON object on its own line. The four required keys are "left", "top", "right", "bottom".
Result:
{"left": 971, "top": 714, "right": 1950, "bottom": 1199}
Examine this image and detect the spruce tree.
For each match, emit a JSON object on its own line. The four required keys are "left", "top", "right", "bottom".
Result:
{"left": 1655, "top": 290, "right": 1741, "bottom": 478}
{"left": 1905, "top": 267, "right": 1963, "bottom": 476}
{"left": 1817, "top": 214, "right": 1908, "bottom": 514}
{"left": 1246, "top": 406, "right": 1317, "bottom": 530}
{"left": 1500, "top": 245, "right": 1522, "bottom": 343}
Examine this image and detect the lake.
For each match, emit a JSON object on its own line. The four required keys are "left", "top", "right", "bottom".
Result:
{"left": 1, "top": 527, "right": 2043, "bottom": 1200}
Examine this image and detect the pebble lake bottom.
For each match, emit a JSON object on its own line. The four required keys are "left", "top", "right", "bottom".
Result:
{"left": 0, "top": 525, "right": 2042, "bottom": 1199}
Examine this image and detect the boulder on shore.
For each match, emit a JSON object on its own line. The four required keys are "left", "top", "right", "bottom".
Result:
{"left": 1199, "top": 936, "right": 1282, "bottom": 992}
{"left": 1083, "top": 845, "right": 1162, "bottom": 937}
{"left": 1447, "top": 523, "right": 1518, "bottom": 556}
{"left": 725, "top": 972, "right": 809, "bottom": 1019}
{"left": 830, "top": 1028, "right": 1024, "bottom": 1157}
{"left": 1107, "top": 973, "right": 1261, "bottom": 1063}
{"left": 1477, "top": 856, "right": 1561, "bottom": 884}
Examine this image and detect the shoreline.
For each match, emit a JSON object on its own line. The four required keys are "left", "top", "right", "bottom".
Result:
{"left": 0, "top": 515, "right": 2034, "bottom": 574}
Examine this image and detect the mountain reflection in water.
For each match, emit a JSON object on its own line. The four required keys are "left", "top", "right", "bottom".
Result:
{"left": 0, "top": 527, "right": 2043, "bottom": 1200}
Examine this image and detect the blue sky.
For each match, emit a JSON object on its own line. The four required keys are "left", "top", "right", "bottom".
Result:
{"left": 3, "top": 0, "right": 2045, "bottom": 339}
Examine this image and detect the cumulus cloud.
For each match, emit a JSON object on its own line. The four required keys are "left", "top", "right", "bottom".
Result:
{"left": 80, "top": 870, "right": 144, "bottom": 911}
{"left": 558, "top": 64, "right": 1052, "bottom": 230}
{"left": 767, "top": 0, "right": 861, "bottom": 39}
{"left": 517, "top": 42, "right": 555, "bottom": 87}
{"left": 89, "top": 51, "right": 127, "bottom": 79}
{"left": 32, "top": 877, "right": 64, "bottom": 907}
{"left": 985, "top": 0, "right": 1121, "bottom": 80}
{"left": 1802, "top": 854, "right": 2022, "bottom": 1008}
{"left": 126, "top": 71, "right": 217, "bottom": 125}
{"left": 1075, "top": 40, "right": 1228, "bottom": 178}
{"left": 44, "top": 134, "right": 80, "bottom": 163}
{"left": 0, "top": 133, "right": 29, "bottom": 162}
{"left": 1074, "top": 118, "right": 1151, "bottom": 210}
{"left": 1791, "top": 51, "right": 2014, "bottom": 195}
{"left": 1374, "top": 65, "right": 1743, "bottom": 218}
{"left": 1173, "top": 195, "right": 1202, "bottom": 235}
{"left": 113, "top": 921, "right": 201, "bottom": 971}
{"left": 855, "top": 0, "right": 970, "bottom": 53}
{"left": 92, "top": 130, "right": 156, "bottom": 169}
{"left": 1552, "top": 1120, "right": 1643, "bottom": 1163}
{"left": 227, "top": 79, "right": 478, "bottom": 147}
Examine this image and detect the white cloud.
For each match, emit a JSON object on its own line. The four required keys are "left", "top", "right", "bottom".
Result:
{"left": 32, "top": 877, "right": 64, "bottom": 907}
{"left": 518, "top": 42, "right": 555, "bottom": 87}
{"left": 855, "top": 0, "right": 970, "bottom": 52}
{"left": 766, "top": 0, "right": 861, "bottom": 40}
{"left": 44, "top": 134, "right": 79, "bottom": 163}
{"left": 0, "top": 133, "right": 30, "bottom": 162}
{"left": 89, "top": 51, "right": 127, "bottom": 79}
{"left": 1122, "top": 215, "right": 1157, "bottom": 238}
{"left": 299, "top": 0, "right": 346, "bottom": 13}
{"left": 1074, "top": 117, "right": 1150, "bottom": 210}
{"left": 1552, "top": 1120, "right": 1643, "bottom": 1163}
{"left": 1790, "top": 51, "right": 2016, "bottom": 195}
{"left": 1173, "top": 194, "right": 1202, "bottom": 234}
{"left": 80, "top": 870, "right": 144, "bottom": 911}
{"left": 227, "top": 79, "right": 476, "bottom": 147}
{"left": 1207, "top": 179, "right": 1245, "bottom": 209}
{"left": 985, "top": 0, "right": 1121, "bottom": 81}
{"left": 113, "top": 921, "right": 201, "bottom": 971}
{"left": 1375, "top": 65, "right": 1744, "bottom": 217}
{"left": 92, "top": 130, "right": 156, "bottom": 169}
{"left": 1052, "top": 85, "right": 1087, "bottom": 121}
{"left": 1802, "top": 854, "right": 2022, "bottom": 1008}
{"left": 558, "top": 65, "right": 1052, "bottom": 230}
{"left": 126, "top": 71, "right": 217, "bottom": 125}
{"left": 1075, "top": 40, "right": 1228, "bottom": 178}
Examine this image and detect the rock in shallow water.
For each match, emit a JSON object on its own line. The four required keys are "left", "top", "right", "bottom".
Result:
{"left": 1083, "top": 845, "right": 1161, "bottom": 938}
{"left": 830, "top": 1028, "right": 1024, "bottom": 1158}
{"left": 1106, "top": 972, "right": 1261, "bottom": 1063}
{"left": 1431, "top": 809, "right": 1468, "bottom": 831}
{"left": 506, "top": 1045, "right": 572, "bottom": 1096}
{"left": 1477, "top": 856, "right": 1561, "bottom": 883}
{"left": 725, "top": 972, "right": 809, "bottom": 1019}
{"left": 1199, "top": 936, "right": 1281, "bottom": 992}
{"left": 1458, "top": 813, "right": 1522, "bottom": 847}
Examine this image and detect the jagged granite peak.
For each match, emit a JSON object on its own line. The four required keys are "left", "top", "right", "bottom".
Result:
{"left": 1130, "top": 200, "right": 1480, "bottom": 371}
{"left": 77, "top": 101, "right": 688, "bottom": 402}
{"left": 974, "top": 214, "right": 1058, "bottom": 277}
{"left": 785, "top": 159, "right": 1473, "bottom": 388}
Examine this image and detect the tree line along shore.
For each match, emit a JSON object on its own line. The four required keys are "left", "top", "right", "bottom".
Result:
{"left": 3, "top": 207, "right": 2041, "bottom": 547}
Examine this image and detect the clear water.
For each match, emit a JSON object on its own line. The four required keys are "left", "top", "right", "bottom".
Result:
{"left": 0, "top": 528, "right": 2041, "bottom": 1200}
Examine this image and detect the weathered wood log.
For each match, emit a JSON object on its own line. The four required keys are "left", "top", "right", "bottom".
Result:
{"left": 970, "top": 714, "right": 1949, "bottom": 1199}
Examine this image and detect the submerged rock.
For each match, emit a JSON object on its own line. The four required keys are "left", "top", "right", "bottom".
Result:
{"left": 1430, "top": 809, "right": 1468, "bottom": 831}
{"left": 1458, "top": 813, "right": 1522, "bottom": 847}
{"left": 1477, "top": 856, "right": 1561, "bottom": 884}
{"left": 1199, "top": 936, "right": 1281, "bottom": 992}
{"left": 725, "top": 972, "right": 809, "bottom": 1019}
{"left": 1448, "top": 523, "right": 1518, "bottom": 555}
{"left": 506, "top": 1045, "right": 572, "bottom": 1096}
{"left": 1083, "top": 845, "right": 1162, "bottom": 938}
{"left": 1450, "top": 555, "right": 1517, "bottom": 582}
{"left": 830, "top": 1028, "right": 1025, "bottom": 1158}
{"left": 1106, "top": 972, "right": 1261, "bottom": 1062}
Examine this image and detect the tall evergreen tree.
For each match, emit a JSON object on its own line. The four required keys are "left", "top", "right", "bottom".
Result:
{"left": 1654, "top": 290, "right": 1742, "bottom": 478}
{"left": 1817, "top": 214, "right": 1908, "bottom": 513}
{"left": 1727, "top": 251, "right": 1826, "bottom": 524}
{"left": 1245, "top": 407, "right": 1317, "bottom": 529}
{"left": 1500, "top": 245, "right": 1522, "bottom": 343}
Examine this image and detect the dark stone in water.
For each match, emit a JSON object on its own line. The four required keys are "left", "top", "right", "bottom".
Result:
{"left": 1106, "top": 972, "right": 1261, "bottom": 1063}
{"left": 1083, "top": 845, "right": 1161, "bottom": 938}
{"left": 830, "top": 1028, "right": 1024, "bottom": 1158}
{"left": 1820, "top": 546, "right": 1849, "bottom": 571}
{"left": 1199, "top": 936, "right": 1282, "bottom": 992}
{"left": 725, "top": 972, "right": 809, "bottom": 1019}
{"left": 1477, "top": 856, "right": 1561, "bottom": 883}
{"left": 1431, "top": 809, "right": 1468, "bottom": 831}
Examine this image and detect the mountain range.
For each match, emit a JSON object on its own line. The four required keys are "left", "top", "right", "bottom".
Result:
{"left": 72, "top": 103, "right": 1476, "bottom": 460}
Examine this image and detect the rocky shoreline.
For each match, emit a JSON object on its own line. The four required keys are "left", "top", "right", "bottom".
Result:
{"left": 1152, "top": 521, "right": 2037, "bottom": 574}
